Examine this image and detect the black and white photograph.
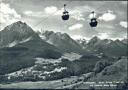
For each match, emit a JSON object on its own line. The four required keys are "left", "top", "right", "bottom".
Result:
{"left": 0, "top": 0, "right": 127, "bottom": 89}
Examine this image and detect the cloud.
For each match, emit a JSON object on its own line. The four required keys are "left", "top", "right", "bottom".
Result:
{"left": 24, "top": 10, "right": 46, "bottom": 17}
{"left": 98, "top": 10, "right": 116, "bottom": 21}
{"left": 110, "top": 37, "right": 126, "bottom": 41}
{"left": 73, "top": 5, "right": 94, "bottom": 13}
{"left": 70, "top": 10, "right": 85, "bottom": 21}
{"left": 70, "top": 5, "right": 94, "bottom": 21}
{"left": 24, "top": 6, "right": 59, "bottom": 18}
{"left": 24, "top": 11, "right": 33, "bottom": 15}
{"left": 98, "top": 33, "right": 109, "bottom": 39}
{"left": 119, "top": 21, "right": 127, "bottom": 28}
{"left": 71, "top": 35, "right": 90, "bottom": 40}
{"left": 0, "top": 2, "right": 21, "bottom": 30}
{"left": 44, "top": 6, "right": 58, "bottom": 14}
{"left": 68, "top": 23, "right": 83, "bottom": 31}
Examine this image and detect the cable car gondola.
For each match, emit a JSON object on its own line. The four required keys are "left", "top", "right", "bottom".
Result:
{"left": 89, "top": 11, "right": 98, "bottom": 27}
{"left": 62, "top": 4, "right": 69, "bottom": 20}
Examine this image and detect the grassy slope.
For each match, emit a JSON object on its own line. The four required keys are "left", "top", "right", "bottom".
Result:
{"left": 0, "top": 38, "right": 62, "bottom": 75}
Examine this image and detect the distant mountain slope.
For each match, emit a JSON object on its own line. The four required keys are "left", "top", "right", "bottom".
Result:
{"left": 85, "top": 36, "right": 127, "bottom": 57}
{"left": 122, "top": 39, "right": 127, "bottom": 44}
{"left": 39, "top": 31, "right": 83, "bottom": 53}
{"left": 0, "top": 38, "right": 62, "bottom": 75}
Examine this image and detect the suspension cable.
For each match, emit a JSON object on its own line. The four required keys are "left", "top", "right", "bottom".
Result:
{"left": 34, "top": 0, "right": 73, "bottom": 28}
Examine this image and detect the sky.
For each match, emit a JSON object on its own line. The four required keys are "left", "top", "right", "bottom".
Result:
{"left": 0, "top": 0, "right": 127, "bottom": 40}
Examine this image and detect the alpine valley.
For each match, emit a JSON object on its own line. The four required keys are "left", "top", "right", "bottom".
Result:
{"left": 0, "top": 21, "right": 127, "bottom": 89}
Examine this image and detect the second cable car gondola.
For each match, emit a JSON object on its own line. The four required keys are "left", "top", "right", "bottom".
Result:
{"left": 62, "top": 4, "right": 69, "bottom": 20}
{"left": 89, "top": 11, "right": 98, "bottom": 27}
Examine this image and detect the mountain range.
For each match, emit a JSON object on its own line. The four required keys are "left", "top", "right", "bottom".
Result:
{"left": 0, "top": 21, "right": 127, "bottom": 88}
{"left": 77, "top": 36, "right": 127, "bottom": 57}
{"left": 38, "top": 31, "right": 83, "bottom": 53}
{"left": 0, "top": 21, "right": 127, "bottom": 56}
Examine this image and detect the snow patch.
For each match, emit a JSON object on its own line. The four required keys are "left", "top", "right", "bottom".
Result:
{"left": 6, "top": 37, "right": 32, "bottom": 47}
{"left": 7, "top": 41, "right": 18, "bottom": 47}
{"left": 46, "top": 39, "right": 54, "bottom": 45}
{"left": 39, "top": 34, "right": 54, "bottom": 45}
{"left": 106, "top": 40, "right": 112, "bottom": 44}
{"left": 20, "top": 37, "right": 32, "bottom": 43}
{"left": 39, "top": 34, "right": 46, "bottom": 40}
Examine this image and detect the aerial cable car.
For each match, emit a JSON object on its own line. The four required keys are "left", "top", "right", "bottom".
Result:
{"left": 62, "top": 4, "right": 69, "bottom": 20}
{"left": 89, "top": 11, "right": 98, "bottom": 27}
